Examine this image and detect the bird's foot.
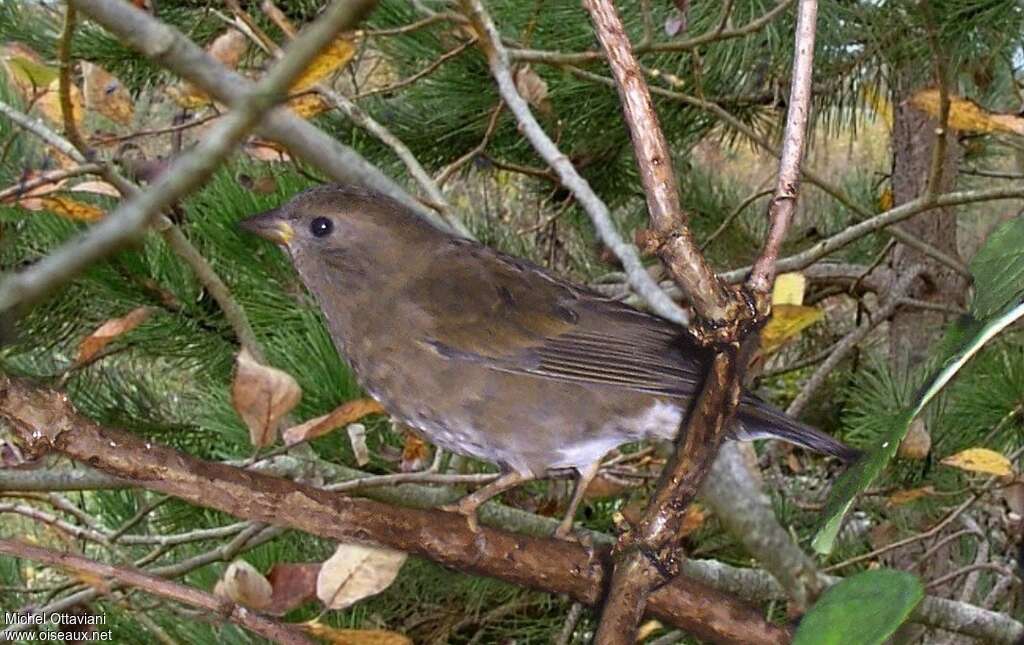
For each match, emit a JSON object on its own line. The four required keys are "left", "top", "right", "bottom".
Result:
{"left": 440, "top": 498, "right": 482, "bottom": 533}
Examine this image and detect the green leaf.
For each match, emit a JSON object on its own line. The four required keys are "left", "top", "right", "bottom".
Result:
{"left": 970, "top": 215, "right": 1024, "bottom": 319}
{"left": 793, "top": 569, "right": 923, "bottom": 645}
{"left": 814, "top": 297, "right": 1024, "bottom": 554}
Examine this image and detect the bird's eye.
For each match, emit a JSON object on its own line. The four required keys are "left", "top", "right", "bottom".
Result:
{"left": 310, "top": 217, "right": 333, "bottom": 238}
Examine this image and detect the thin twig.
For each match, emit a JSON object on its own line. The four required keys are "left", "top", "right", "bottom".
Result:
{"left": 0, "top": 163, "right": 104, "bottom": 202}
{"left": 57, "top": 3, "right": 87, "bottom": 153}
{"left": 458, "top": 0, "right": 686, "bottom": 325}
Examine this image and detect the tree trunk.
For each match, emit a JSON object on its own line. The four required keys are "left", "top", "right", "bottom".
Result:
{"left": 888, "top": 73, "right": 967, "bottom": 371}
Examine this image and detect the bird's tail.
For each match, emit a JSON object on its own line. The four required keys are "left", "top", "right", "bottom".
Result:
{"left": 733, "top": 397, "right": 861, "bottom": 463}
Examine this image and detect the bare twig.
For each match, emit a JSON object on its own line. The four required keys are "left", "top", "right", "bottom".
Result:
{"left": 0, "top": 539, "right": 314, "bottom": 644}
{"left": 57, "top": 3, "right": 87, "bottom": 153}
{"left": 0, "top": 163, "right": 104, "bottom": 202}
{"left": 748, "top": 0, "right": 817, "bottom": 293}
{"left": 458, "top": 0, "right": 686, "bottom": 326}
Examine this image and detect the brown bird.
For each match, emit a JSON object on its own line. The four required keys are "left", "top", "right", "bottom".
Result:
{"left": 240, "top": 185, "right": 856, "bottom": 538}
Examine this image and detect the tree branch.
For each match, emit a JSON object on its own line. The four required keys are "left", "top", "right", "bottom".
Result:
{"left": 457, "top": 0, "right": 687, "bottom": 326}
{"left": 0, "top": 0, "right": 375, "bottom": 317}
{"left": 0, "top": 375, "right": 786, "bottom": 645}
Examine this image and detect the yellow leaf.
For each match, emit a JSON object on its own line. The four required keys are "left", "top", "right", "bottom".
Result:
{"left": 771, "top": 272, "right": 807, "bottom": 306}
{"left": 878, "top": 186, "right": 893, "bottom": 212}
{"left": 760, "top": 304, "right": 823, "bottom": 354}
{"left": 287, "top": 92, "right": 332, "bottom": 118}
{"left": 1, "top": 44, "right": 57, "bottom": 102}
{"left": 283, "top": 398, "right": 384, "bottom": 446}
{"left": 26, "top": 196, "right": 105, "bottom": 222}
{"left": 941, "top": 448, "right": 1014, "bottom": 477}
{"left": 302, "top": 621, "right": 412, "bottom": 645}
{"left": 36, "top": 79, "right": 85, "bottom": 130}
{"left": 887, "top": 486, "right": 935, "bottom": 507}
{"left": 291, "top": 38, "right": 356, "bottom": 92}
{"left": 82, "top": 62, "right": 134, "bottom": 126}
{"left": 910, "top": 89, "right": 1024, "bottom": 136}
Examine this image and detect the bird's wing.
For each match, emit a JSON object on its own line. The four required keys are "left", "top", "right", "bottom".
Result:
{"left": 405, "top": 239, "right": 708, "bottom": 397}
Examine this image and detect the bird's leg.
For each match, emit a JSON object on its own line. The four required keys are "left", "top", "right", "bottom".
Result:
{"left": 554, "top": 461, "right": 601, "bottom": 540}
{"left": 441, "top": 470, "right": 533, "bottom": 532}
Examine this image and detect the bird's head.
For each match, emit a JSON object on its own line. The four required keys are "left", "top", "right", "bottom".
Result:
{"left": 238, "top": 184, "right": 444, "bottom": 285}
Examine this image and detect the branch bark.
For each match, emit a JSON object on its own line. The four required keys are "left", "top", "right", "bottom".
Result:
{"left": 0, "top": 375, "right": 786, "bottom": 645}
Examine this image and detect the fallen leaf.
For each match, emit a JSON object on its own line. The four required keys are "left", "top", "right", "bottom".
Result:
{"left": 513, "top": 65, "right": 551, "bottom": 115}
{"left": 637, "top": 620, "right": 664, "bottom": 641}
{"left": 760, "top": 304, "right": 823, "bottom": 354}
{"left": 316, "top": 543, "right": 406, "bottom": 610}
{"left": 231, "top": 349, "right": 302, "bottom": 448}
{"left": 2, "top": 170, "right": 68, "bottom": 205}
{"left": 1003, "top": 478, "right": 1024, "bottom": 517}
{"left": 400, "top": 430, "right": 431, "bottom": 472}
{"left": 208, "top": 29, "right": 249, "bottom": 69}
{"left": 581, "top": 473, "right": 628, "bottom": 501}
{"left": 291, "top": 38, "right": 356, "bottom": 92}
{"left": 266, "top": 562, "right": 321, "bottom": 616}
{"left": 941, "top": 448, "right": 1014, "bottom": 477}
{"left": 911, "top": 89, "right": 1024, "bottom": 136}
{"left": 22, "top": 196, "right": 105, "bottom": 222}
{"left": 1, "top": 44, "right": 57, "bottom": 102}
{"left": 772, "top": 272, "right": 807, "bottom": 306}
{"left": 347, "top": 423, "right": 370, "bottom": 467}
{"left": 878, "top": 186, "right": 893, "bottom": 212}
{"left": 236, "top": 173, "right": 279, "bottom": 195}
{"left": 244, "top": 138, "right": 292, "bottom": 162}
{"left": 82, "top": 62, "right": 134, "bottom": 126}
{"left": 283, "top": 398, "right": 384, "bottom": 445}
{"left": 77, "top": 306, "right": 151, "bottom": 364}
{"left": 680, "top": 504, "right": 706, "bottom": 537}
{"left": 218, "top": 560, "right": 272, "bottom": 611}
{"left": 897, "top": 418, "right": 931, "bottom": 460}
{"left": 302, "top": 621, "right": 412, "bottom": 645}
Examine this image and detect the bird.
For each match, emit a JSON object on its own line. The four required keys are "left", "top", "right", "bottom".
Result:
{"left": 240, "top": 185, "right": 857, "bottom": 538}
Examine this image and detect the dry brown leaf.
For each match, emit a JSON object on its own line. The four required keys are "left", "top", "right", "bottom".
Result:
{"left": 77, "top": 306, "right": 151, "bottom": 364}
{"left": 1001, "top": 478, "right": 1024, "bottom": 516}
{"left": 302, "top": 621, "right": 412, "bottom": 645}
{"left": 291, "top": 38, "right": 356, "bottom": 92}
{"left": 208, "top": 29, "right": 249, "bottom": 69}
{"left": 679, "top": 504, "right": 707, "bottom": 537}
{"left": 3, "top": 171, "right": 68, "bottom": 206}
{"left": 36, "top": 78, "right": 85, "bottom": 130}
{"left": 82, "top": 62, "right": 134, "bottom": 126}
{"left": 69, "top": 180, "right": 121, "bottom": 197}
{"left": 231, "top": 349, "right": 302, "bottom": 448}
{"left": 760, "top": 304, "right": 823, "bottom": 354}
{"left": 941, "top": 448, "right": 1014, "bottom": 477}
{"left": 244, "top": 138, "right": 292, "bottom": 163}
{"left": 513, "top": 65, "right": 552, "bottom": 115}
{"left": 22, "top": 196, "right": 105, "bottom": 222}
{"left": 218, "top": 560, "right": 272, "bottom": 611}
{"left": 316, "top": 543, "right": 406, "bottom": 610}
{"left": 581, "top": 473, "right": 628, "bottom": 501}
{"left": 910, "top": 89, "right": 1024, "bottom": 136}
{"left": 637, "top": 620, "right": 664, "bottom": 642}
{"left": 283, "top": 398, "right": 384, "bottom": 445}
{"left": 265, "top": 562, "right": 321, "bottom": 616}
{"left": 399, "top": 431, "right": 431, "bottom": 472}
{"left": 898, "top": 418, "right": 931, "bottom": 460}
{"left": 887, "top": 486, "right": 935, "bottom": 507}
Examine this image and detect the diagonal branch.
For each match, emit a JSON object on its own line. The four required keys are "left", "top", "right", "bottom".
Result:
{"left": 0, "top": 539, "right": 315, "bottom": 645}
{"left": 0, "top": 375, "right": 786, "bottom": 645}
{"left": 0, "top": 0, "right": 375, "bottom": 318}
{"left": 457, "top": 0, "right": 687, "bottom": 326}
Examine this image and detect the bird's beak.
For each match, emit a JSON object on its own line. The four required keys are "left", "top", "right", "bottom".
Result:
{"left": 238, "top": 208, "right": 294, "bottom": 246}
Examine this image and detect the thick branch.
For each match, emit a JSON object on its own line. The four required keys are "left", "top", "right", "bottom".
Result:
{"left": 583, "top": 0, "right": 730, "bottom": 323}
{"left": 0, "top": 539, "right": 314, "bottom": 645}
{"left": 0, "top": 375, "right": 785, "bottom": 645}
